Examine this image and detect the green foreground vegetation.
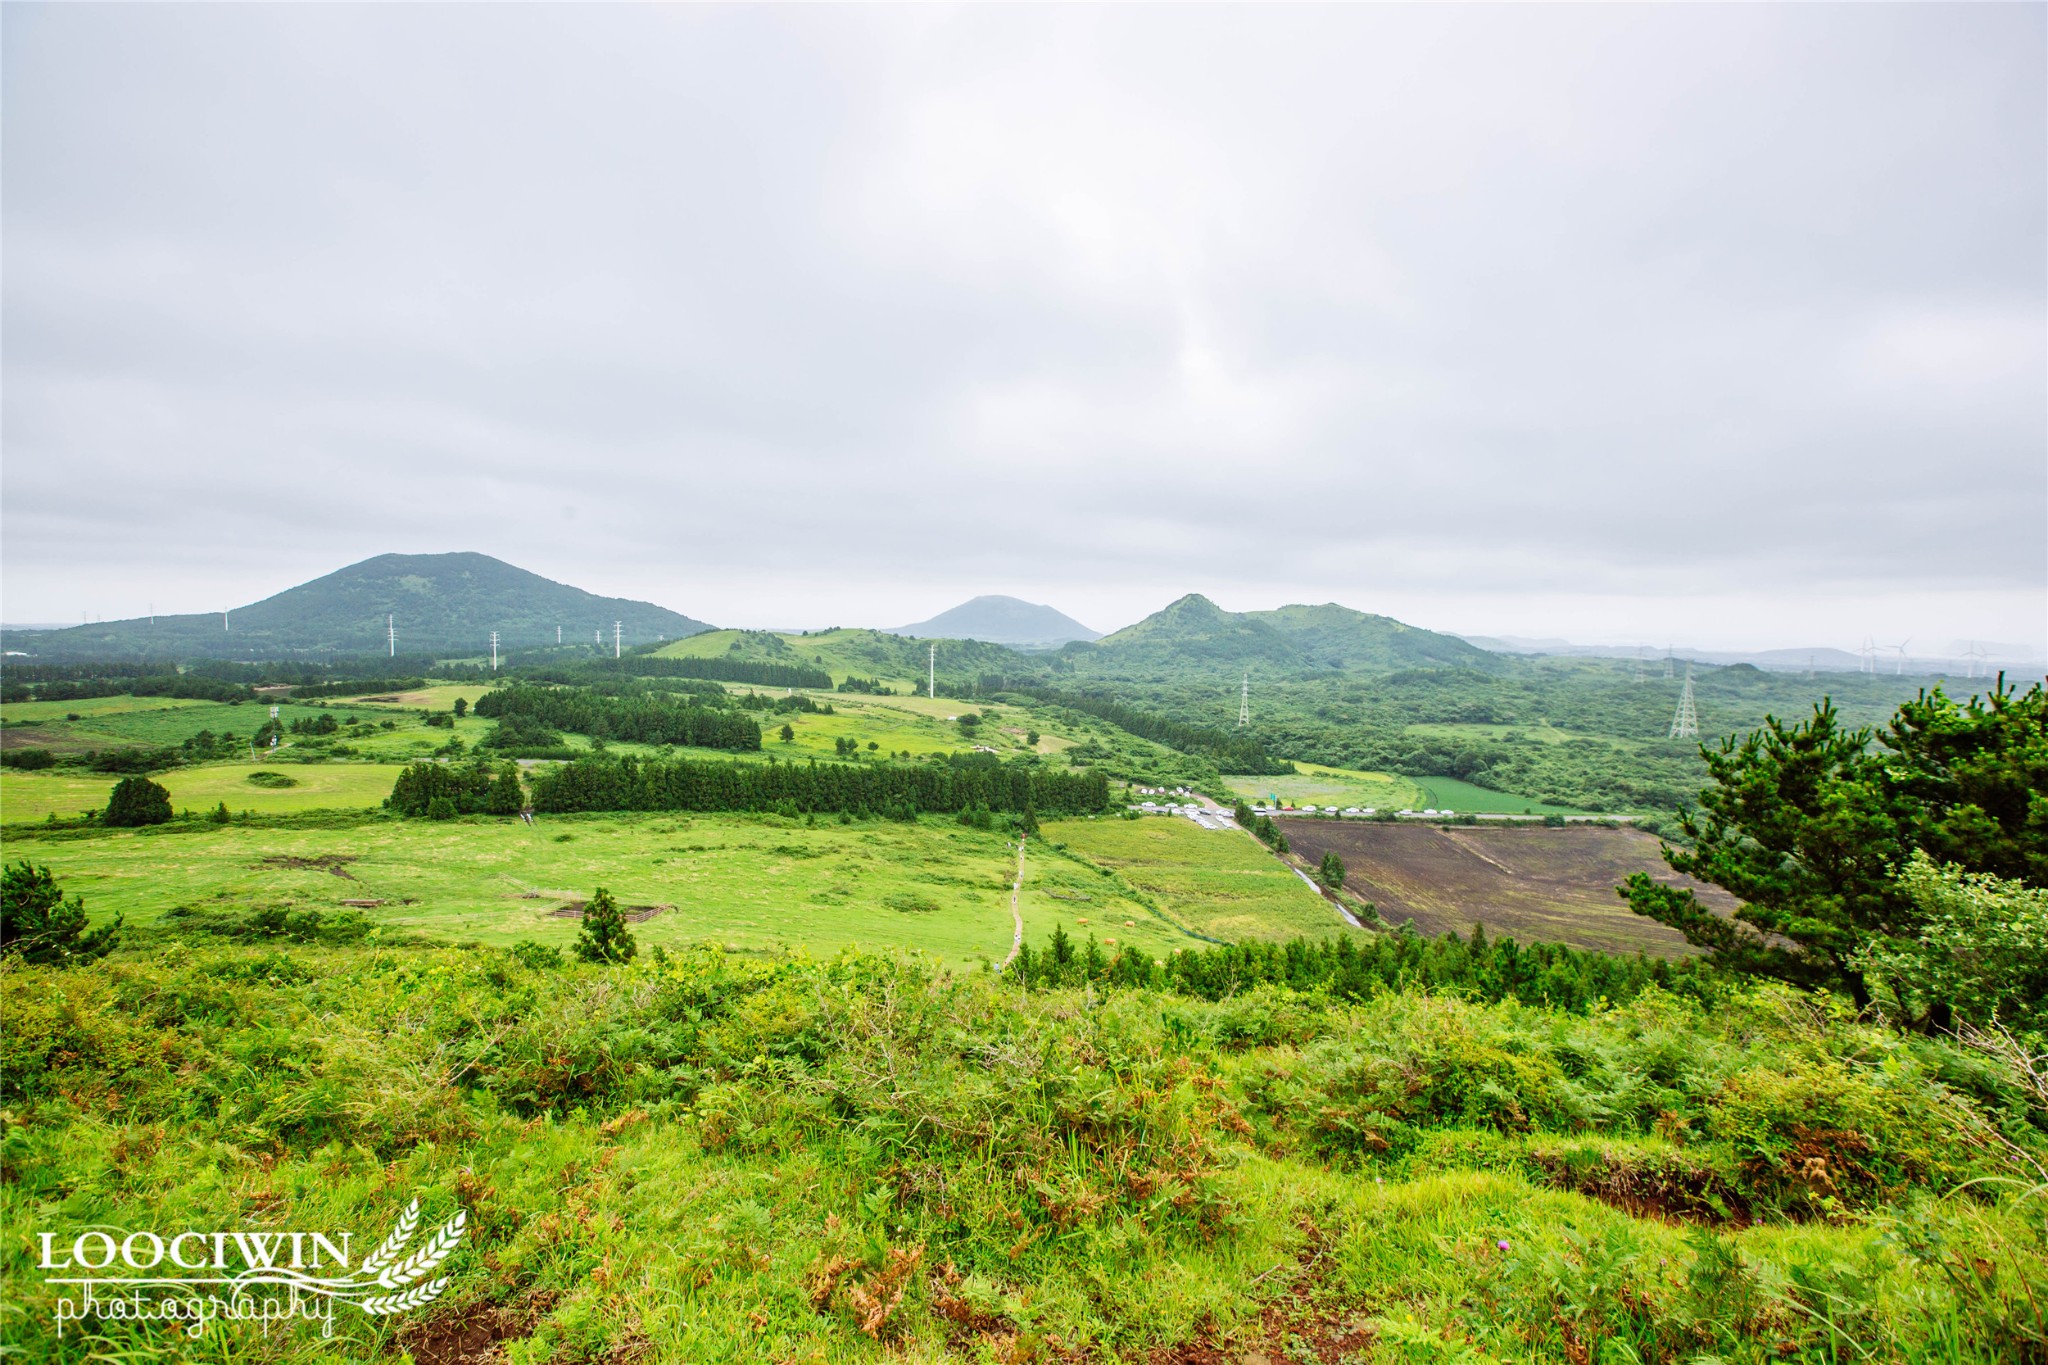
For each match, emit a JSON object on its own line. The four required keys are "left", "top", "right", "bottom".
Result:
{"left": 3, "top": 944, "right": 2043, "bottom": 1363}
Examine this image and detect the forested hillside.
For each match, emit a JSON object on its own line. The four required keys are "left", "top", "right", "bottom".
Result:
{"left": 5, "top": 553, "right": 713, "bottom": 660}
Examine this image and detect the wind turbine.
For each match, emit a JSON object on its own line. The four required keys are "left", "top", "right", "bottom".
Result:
{"left": 1858, "top": 636, "right": 1876, "bottom": 674}
{"left": 1963, "top": 641, "right": 1989, "bottom": 680}
{"left": 1887, "top": 640, "right": 1911, "bottom": 676}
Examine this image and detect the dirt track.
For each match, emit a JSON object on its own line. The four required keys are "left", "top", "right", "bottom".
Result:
{"left": 1275, "top": 820, "right": 1731, "bottom": 956}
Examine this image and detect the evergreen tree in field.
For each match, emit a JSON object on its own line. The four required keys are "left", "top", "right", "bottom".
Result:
{"left": 453, "top": 697, "right": 468, "bottom": 718}
{"left": 1, "top": 861, "right": 121, "bottom": 965}
{"left": 573, "top": 886, "right": 637, "bottom": 964}
{"left": 779, "top": 723, "right": 795, "bottom": 743}
{"left": 1623, "top": 680, "right": 2047, "bottom": 1011}
{"left": 1016, "top": 803, "right": 1040, "bottom": 835}
{"left": 104, "top": 776, "right": 172, "bottom": 827}
{"left": 486, "top": 766, "right": 525, "bottom": 815}
{"left": 1317, "top": 851, "right": 1347, "bottom": 890}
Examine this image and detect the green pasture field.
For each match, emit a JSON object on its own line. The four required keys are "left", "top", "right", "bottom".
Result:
{"left": 2, "top": 812, "right": 1221, "bottom": 966}
{"left": 0, "top": 762, "right": 413, "bottom": 824}
{"left": 1046, "top": 814, "right": 1358, "bottom": 942}
{"left": 1224, "top": 760, "right": 1422, "bottom": 811}
{"left": 322, "top": 682, "right": 488, "bottom": 711}
{"left": 0, "top": 689, "right": 504, "bottom": 764}
{"left": 1225, "top": 760, "right": 1589, "bottom": 817}
{"left": 0, "top": 694, "right": 217, "bottom": 723}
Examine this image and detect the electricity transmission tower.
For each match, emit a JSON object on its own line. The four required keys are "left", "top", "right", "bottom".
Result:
{"left": 490, "top": 631, "right": 499, "bottom": 671}
{"left": 1669, "top": 662, "right": 1699, "bottom": 739}
{"left": 1632, "top": 647, "right": 1644, "bottom": 684}
{"left": 1238, "top": 674, "right": 1250, "bottom": 727}
{"left": 928, "top": 643, "right": 936, "bottom": 699}
{"left": 1664, "top": 644, "right": 1674, "bottom": 679}
{"left": 388, "top": 615, "right": 396, "bottom": 658}
{"left": 613, "top": 621, "right": 622, "bottom": 658}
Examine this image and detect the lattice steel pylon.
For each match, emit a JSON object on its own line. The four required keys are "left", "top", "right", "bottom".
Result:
{"left": 1669, "top": 662, "right": 1699, "bottom": 739}
{"left": 1238, "top": 673, "right": 1250, "bottom": 727}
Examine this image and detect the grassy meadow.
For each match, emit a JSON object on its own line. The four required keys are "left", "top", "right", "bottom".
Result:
{"left": 0, "top": 761, "right": 412, "bottom": 824}
{"left": 1, "top": 801, "right": 1323, "bottom": 968}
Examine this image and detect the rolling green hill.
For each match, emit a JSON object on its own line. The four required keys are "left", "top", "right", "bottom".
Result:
{"left": 3, "top": 553, "right": 713, "bottom": 660}
{"left": 1070, "top": 594, "right": 1502, "bottom": 678}
{"left": 652, "top": 626, "right": 1033, "bottom": 690}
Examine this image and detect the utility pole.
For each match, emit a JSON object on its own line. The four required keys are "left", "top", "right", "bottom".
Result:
{"left": 1238, "top": 673, "right": 1250, "bottom": 727}
{"left": 388, "top": 615, "right": 396, "bottom": 658}
{"left": 928, "top": 642, "right": 936, "bottom": 699}
{"left": 490, "top": 631, "right": 499, "bottom": 671}
{"left": 614, "top": 621, "right": 622, "bottom": 658}
{"left": 1669, "top": 662, "right": 1699, "bottom": 739}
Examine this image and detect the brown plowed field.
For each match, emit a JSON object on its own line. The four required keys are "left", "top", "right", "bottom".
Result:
{"left": 1275, "top": 820, "right": 1732, "bottom": 956}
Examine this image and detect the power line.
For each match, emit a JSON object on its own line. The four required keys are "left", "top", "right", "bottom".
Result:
{"left": 1669, "top": 662, "right": 1699, "bottom": 739}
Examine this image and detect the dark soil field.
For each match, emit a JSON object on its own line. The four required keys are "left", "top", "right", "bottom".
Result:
{"left": 1275, "top": 819, "right": 1733, "bottom": 955}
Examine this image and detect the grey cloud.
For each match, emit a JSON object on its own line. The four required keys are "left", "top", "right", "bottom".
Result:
{"left": 3, "top": 4, "right": 2041, "bottom": 652}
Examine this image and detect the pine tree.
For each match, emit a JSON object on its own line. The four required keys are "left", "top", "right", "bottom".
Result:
{"left": 104, "top": 776, "right": 172, "bottom": 827}
{"left": 1317, "top": 850, "right": 1347, "bottom": 890}
{"left": 573, "top": 886, "right": 637, "bottom": 963}
{"left": 1, "top": 861, "right": 121, "bottom": 965}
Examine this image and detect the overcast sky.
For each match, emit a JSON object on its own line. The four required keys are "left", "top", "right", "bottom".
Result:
{"left": 5, "top": 5, "right": 2043, "bottom": 656}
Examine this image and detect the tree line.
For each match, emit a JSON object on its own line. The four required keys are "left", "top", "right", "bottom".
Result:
{"left": 513, "top": 753, "right": 1110, "bottom": 817}
{"left": 1008, "top": 687, "right": 1295, "bottom": 774}
{"left": 473, "top": 683, "right": 760, "bottom": 751}
{"left": 587, "top": 656, "right": 833, "bottom": 689}
{"left": 1009, "top": 923, "right": 1711, "bottom": 1012}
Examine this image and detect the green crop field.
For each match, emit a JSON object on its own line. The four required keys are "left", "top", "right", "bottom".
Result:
{"left": 1047, "top": 814, "right": 1358, "bottom": 942}
{"left": 1409, "top": 774, "right": 1588, "bottom": 816}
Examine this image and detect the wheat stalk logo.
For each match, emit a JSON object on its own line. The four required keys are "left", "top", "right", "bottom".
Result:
{"left": 214, "top": 1199, "right": 466, "bottom": 1318}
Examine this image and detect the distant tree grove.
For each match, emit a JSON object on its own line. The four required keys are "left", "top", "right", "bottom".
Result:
{"left": 1012, "top": 687, "right": 1294, "bottom": 775}
{"left": 516, "top": 753, "right": 1110, "bottom": 818}
{"left": 474, "top": 683, "right": 759, "bottom": 750}
{"left": 592, "top": 656, "right": 833, "bottom": 689}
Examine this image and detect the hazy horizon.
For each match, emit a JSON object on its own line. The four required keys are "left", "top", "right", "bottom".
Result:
{"left": 5, "top": 7, "right": 2042, "bottom": 655}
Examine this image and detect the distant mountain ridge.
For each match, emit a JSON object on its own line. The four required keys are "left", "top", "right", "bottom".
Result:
{"left": 889, "top": 595, "right": 1101, "bottom": 647}
{"left": 4, "top": 552, "right": 713, "bottom": 660}
{"left": 1077, "top": 595, "right": 1501, "bottom": 676}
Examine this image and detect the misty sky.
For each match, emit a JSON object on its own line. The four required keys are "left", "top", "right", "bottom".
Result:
{"left": 4, "top": 5, "right": 2043, "bottom": 656}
